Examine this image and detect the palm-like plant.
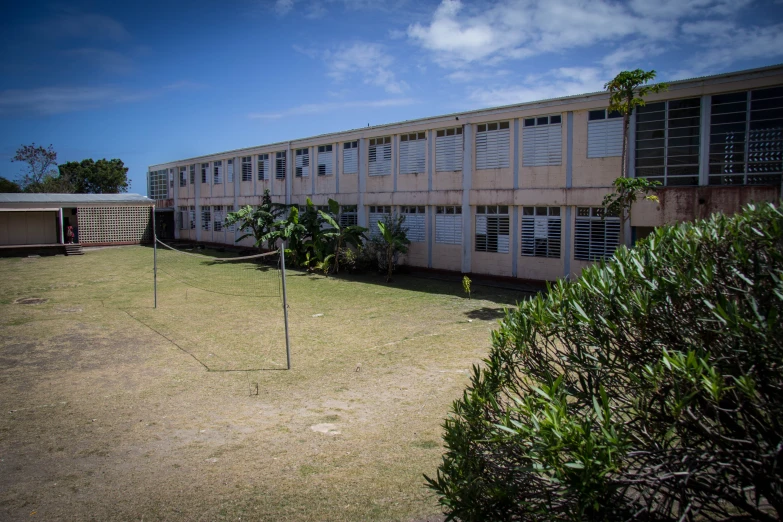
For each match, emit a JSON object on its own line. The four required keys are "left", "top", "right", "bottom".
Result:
{"left": 224, "top": 190, "right": 286, "bottom": 251}
{"left": 376, "top": 214, "right": 410, "bottom": 283}
{"left": 317, "top": 199, "right": 367, "bottom": 274}
{"left": 259, "top": 205, "right": 307, "bottom": 266}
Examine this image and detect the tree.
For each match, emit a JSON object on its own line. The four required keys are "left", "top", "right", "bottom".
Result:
{"left": 427, "top": 202, "right": 783, "bottom": 522}
{"left": 602, "top": 177, "right": 660, "bottom": 247}
{"left": 12, "top": 143, "right": 59, "bottom": 192}
{"left": 223, "top": 190, "right": 286, "bottom": 252}
{"left": 605, "top": 70, "right": 667, "bottom": 179}
{"left": 59, "top": 158, "right": 130, "bottom": 194}
{"left": 375, "top": 214, "right": 410, "bottom": 282}
{"left": 0, "top": 177, "right": 21, "bottom": 193}
{"left": 317, "top": 199, "right": 368, "bottom": 274}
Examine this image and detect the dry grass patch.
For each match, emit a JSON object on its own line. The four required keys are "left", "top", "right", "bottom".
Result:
{"left": 0, "top": 246, "right": 530, "bottom": 521}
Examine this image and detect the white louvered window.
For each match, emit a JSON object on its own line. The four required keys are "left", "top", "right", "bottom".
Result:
{"left": 189, "top": 206, "right": 196, "bottom": 230}
{"left": 226, "top": 205, "right": 236, "bottom": 232}
{"left": 521, "top": 207, "right": 561, "bottom": 258}
{"left": 179, "top": 166, "right": 187, "bottom": 187}
{"left": 213, "top": 206, "right": 224, "bottom": 232}
{"left": 275, "top": 151, "right": 287, "bottom": 179}
{"left": 318, "top": 145, "right": 333, "bottom": 176}
{"left": 574, "top": 207, "right": 620, "bottom": 261}
{"left": 201, "top": 207, "right": 211, "bottom": 231}
{"left": 588, "top": 110, "right": 623, "bottom": 158}
{"left": 258, "top": 153, "right": 270, "bottom": 180}
{"left": 213, "top": 160, "right": 223, "bottom": 184}
{"left": 343, "top": 141, "right": 358, "bottom": 174}
{"left": 227, "top": 159, "right": 234, "bottom": 183}
{"left": 523, "top": 115, "right": 562, "bottom": 166}
{"left": 369, "top": 136, "right": 392, "bottom": 176}
{"left": 368, "top": 205, "right": 392, "bottom": 238}
{"left": 178, "top": 205, "right": 188, "bottom": 230}
{"left": 636, "top": 98, "right": 700, "bottom": 186}
{"left": 399, "top": 132, "right": 426, "bottom": 174}
{"left": 475, "top": 206, "right": 509, "bottom": 253}
{"left": 436, "top": 127, "right": 463, "bottom": 172}
{"left": 201, "top": 163, "right": 209, "bottom": 184}
{"left": 400, "top": 206, "right": 426, "bottom": 242}
{"left": 476, "top": 121, "right": 510, "bottom": 170}
{"left": 339, "top": 205, "right": 358, "bottom": 227}
{"left": 169, "top": 168, "right": 175, "bottom": 189}
{"left": 189, "top": 165, "right": 196, "bottom": 185}
{"left": 709, "top": 87, "right": 783, "bottom": 186}
{"left": 241, "top": 157, "right": 252, "bottom": 182}
{"left": 295, "top": 148, "right": 310, "bottom": 177}
{"left": 435, "top": 206, "right": 462, "bottom": 244}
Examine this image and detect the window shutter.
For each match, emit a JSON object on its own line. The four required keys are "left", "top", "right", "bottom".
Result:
{"left": 523, "top": 125, "right": 562, "bottom": 166}
{"left": 295, "top": 150, "right": 309, "bottom": 177}
{"left": 368, "top": 207, "right": 391, "bottom": 237}
{"left": 275, "top": 153, "right": 286, "bottom": 179}
{"left": 476, "top": 126, "right": 510, "bottom": 169}
{"left": 436, "top": 132, "right": 463, "bottom": 171}
{"left": 201, "top": 208, "right": 211, "bottom": 231}
{"left": 189, "top": 207, "right": 195, "bottom": 229}
{"left": 399, "top": 137, "right": 426, "bottom": 174}
{"left": 241, "top": 157, "right": 252, "bottom": 181}
{"left": 227, "top": 160, "right": 234, "bottom": 183}
{"left": 343, "top": 142, "right": 358, "bottom": 174}
{"left": 369, "top": 143, "right": 391, "bottom": 176}
{"left": 521, "top": 210, "right": 561, "bottom": 258}
{"left": 574, "top": 208, "right": 620, "bottom": 261}
{"left": 258, "top": 155, "right": 270, "bottom": 180}
{"left": 401, "top": 207, "right": 425, "bottom": 242}
{"left": 435, "top": 214, "right": 461, "bottom": 244}
{"left": 318, "top": 149, "right": 333, "bottom": 176}
{"left": 213, "top": 161, "right": 223, "bottom": 184}
{"left": 587, "top": 119, "right": 623, "bottom": 158}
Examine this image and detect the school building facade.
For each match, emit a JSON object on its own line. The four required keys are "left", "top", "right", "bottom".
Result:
{"left": 147, "top": 64, "right": 782, "bottom": 281}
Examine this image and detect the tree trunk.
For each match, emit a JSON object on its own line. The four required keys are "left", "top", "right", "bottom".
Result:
{"left": 621, "top": 111, "right": 629, "bottom": 179}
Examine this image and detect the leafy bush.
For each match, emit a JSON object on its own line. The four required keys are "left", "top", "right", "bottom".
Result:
{"left": 427, "top": 203, "right": 783, "bottom": 522}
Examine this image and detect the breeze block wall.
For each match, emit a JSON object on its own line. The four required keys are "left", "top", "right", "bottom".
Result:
{"left": 76, "top": 206, "right": 153, "bottom": 245}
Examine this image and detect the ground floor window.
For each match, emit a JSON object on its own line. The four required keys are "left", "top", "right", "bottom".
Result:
{"left": 201, "top": 207, "right": 211, "bottom": 231}
{"left": 435, "top": 206, "right": 462, "bottom": 245}
{"left": 574, "top": 207, "right": 620, "bottom": 261}
{"left": 475, "top": 205, "right": 509, "bottom": 253}
{"left": 521, "top": 207, "right": 561, "bottom": 258}
{"left": 189, "top": 206, "right": 195, "bottom": 230}
{"left": 400, "top": 206, "right": 425, "bottom": 242}
{"left": 213, "top": 205, "right": 223, "bottom": 232}
{"left": 368, "top": 205, "right": 392, "bottom": 238}
{"left": 339, "top": 205, "right": 358, "bottom": 227}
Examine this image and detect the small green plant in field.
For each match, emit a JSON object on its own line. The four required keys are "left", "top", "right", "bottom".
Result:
{"left": 462, "top": 275, "right": 471, "bottom": 300}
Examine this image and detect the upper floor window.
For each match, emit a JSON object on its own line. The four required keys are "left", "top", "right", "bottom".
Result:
{"left": 317, "top": 145, "right": 333, "bottom": 176}
{"left": 369, "top": 137, "right": 392, "bottom": 176}
{"left": 635, "top": 98, "right": 700, "bottom": 186}
{"left": 436, "top": 127, "right": 463, "bottom": 172}
{"left": 275, "top": 151, "right": 286, "bottom": 179}
{"left": 201, "top": 163, "right": 209, "bottom": 184}
{"left": 295, "top": 148, "right": 310, "bottom": 177}
{"left": 179, "top": 166, "right": 187, "bottom": 187}
{"left": 213, "top": 160, "right": 223, "bottom": 184}
{"left": 227, "top": 159, "right": 234, "bottom": 183}
{"left": 476, "top": 121, "right": 510, "bottom": 170}
{"left": 343, "top": 141, "right": 358, "bottom": 174}
{"left": 523, "top": 114, "right": 562, "bottom": 166}
{"left": 241, "top": 157, "right": 252, "bottom": 182}
{"left": 258, "top": 153, "right": 270, "bottom": 181}
{"left": 148, "top": 169, "right": 168, "bottom": 199}
{"left": 709, "top": 87, "right": 783, "bottom": 186}
{"left": 399, "top": 132, "right": 426, "bottom": 174}
{"left": 588, "top": 110, "right": 623, "bottom": 158}
{"left": 189, "top": 164, "right": 196, "bottom": 185}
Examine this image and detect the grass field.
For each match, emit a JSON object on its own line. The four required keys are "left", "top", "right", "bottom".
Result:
{"left": 0, "top": 246, "right": 529, "bottom": 521}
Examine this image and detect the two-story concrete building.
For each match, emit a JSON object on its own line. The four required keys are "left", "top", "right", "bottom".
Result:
{"left": 147, "top": 64, "right": 782, "bottom": 281}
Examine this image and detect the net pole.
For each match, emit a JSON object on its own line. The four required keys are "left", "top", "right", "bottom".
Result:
{"left": 280, "top": 241, "right": 291, "bottom": 370}
{"left": 153, "top": 206, "right": 157, "bottom": 309}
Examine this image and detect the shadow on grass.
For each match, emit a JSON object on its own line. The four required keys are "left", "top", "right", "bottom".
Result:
{"left": 465, "top": 307, "right": 508, "bottom": 321}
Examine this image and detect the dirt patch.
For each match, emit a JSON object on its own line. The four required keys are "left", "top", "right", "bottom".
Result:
{"left": 14, "top": 297, "right": 48, "bottom": 305}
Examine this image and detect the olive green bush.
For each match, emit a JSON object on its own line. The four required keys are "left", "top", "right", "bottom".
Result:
{"left": 427, "top": 203, "right": 783, "bottom": 521}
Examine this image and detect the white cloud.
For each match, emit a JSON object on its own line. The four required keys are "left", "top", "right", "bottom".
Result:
{"left": 275, "top": 0, "right": 295, "bottom": 15}
{"left": 248, "top": 98, "right": 418, "bottom": 119}
{"left": 467, "top": 67, "right": 606, "bottom": 107}
{"left": 600, "top": 44, "right": 665, "bottom": 72}
{"left": 0, "top": 83, "right": 201, "bottom": 116}
{"left": 323, "top": 43, "right": 409, "bottom": 94}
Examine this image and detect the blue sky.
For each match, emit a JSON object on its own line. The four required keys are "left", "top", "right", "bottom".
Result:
{"left": 1, "top": 0, "right": 782, "bottom": 193}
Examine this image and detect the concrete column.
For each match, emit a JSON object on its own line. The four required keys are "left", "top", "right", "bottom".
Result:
{"left": 195, "top": 163, "right": 201, "bottom": 242}
{"left": 285, "top": 145, "right": 292, "bottom": 206}
{"left": 513, "top": 119, "right": 520, "bottom": 189}
{"left": 234, "top": 156, "right": 240, "bottom": 244}
{"left": 628, "top": 112, "right": 637, "bottom": 178}
{"left": 461, "top": 124, "right": 473, "bottom": 274}
{"left": 563, "top": 206, "right": 572, "bottom": 279}
{"left": 566, "top": 112, "right": 573, "bottom": 189}
{"left": 392, "top": 134, "right": 398, "bottom": 192}
{"left": 358, "top": 138, "right": 367, "bottom": 227}
{"left": 335, "top": 142, "right": 340, "bottom": 194}
{"left": 511, "top": 206, "right": 519, "bottom": 277}
{"left": 427, "top": 130, "right": 434, "bottom": 268}
{"left": 58, "top": 208, "right": 64, "bottom": 244}
{"left": 427, "top": 130, "right": 434, "bottom": 192}
{"left": 427, "top": 206, "right": 433, "bottom": 268}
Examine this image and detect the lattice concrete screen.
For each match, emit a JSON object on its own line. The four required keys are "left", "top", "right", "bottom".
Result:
{"left": 77, "top": 206, "right": 152, "bottom": 245}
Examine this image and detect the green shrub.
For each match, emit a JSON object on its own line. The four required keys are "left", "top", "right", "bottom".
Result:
{"left": 427, "top": 202, "right": 783, "bottom": 521}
